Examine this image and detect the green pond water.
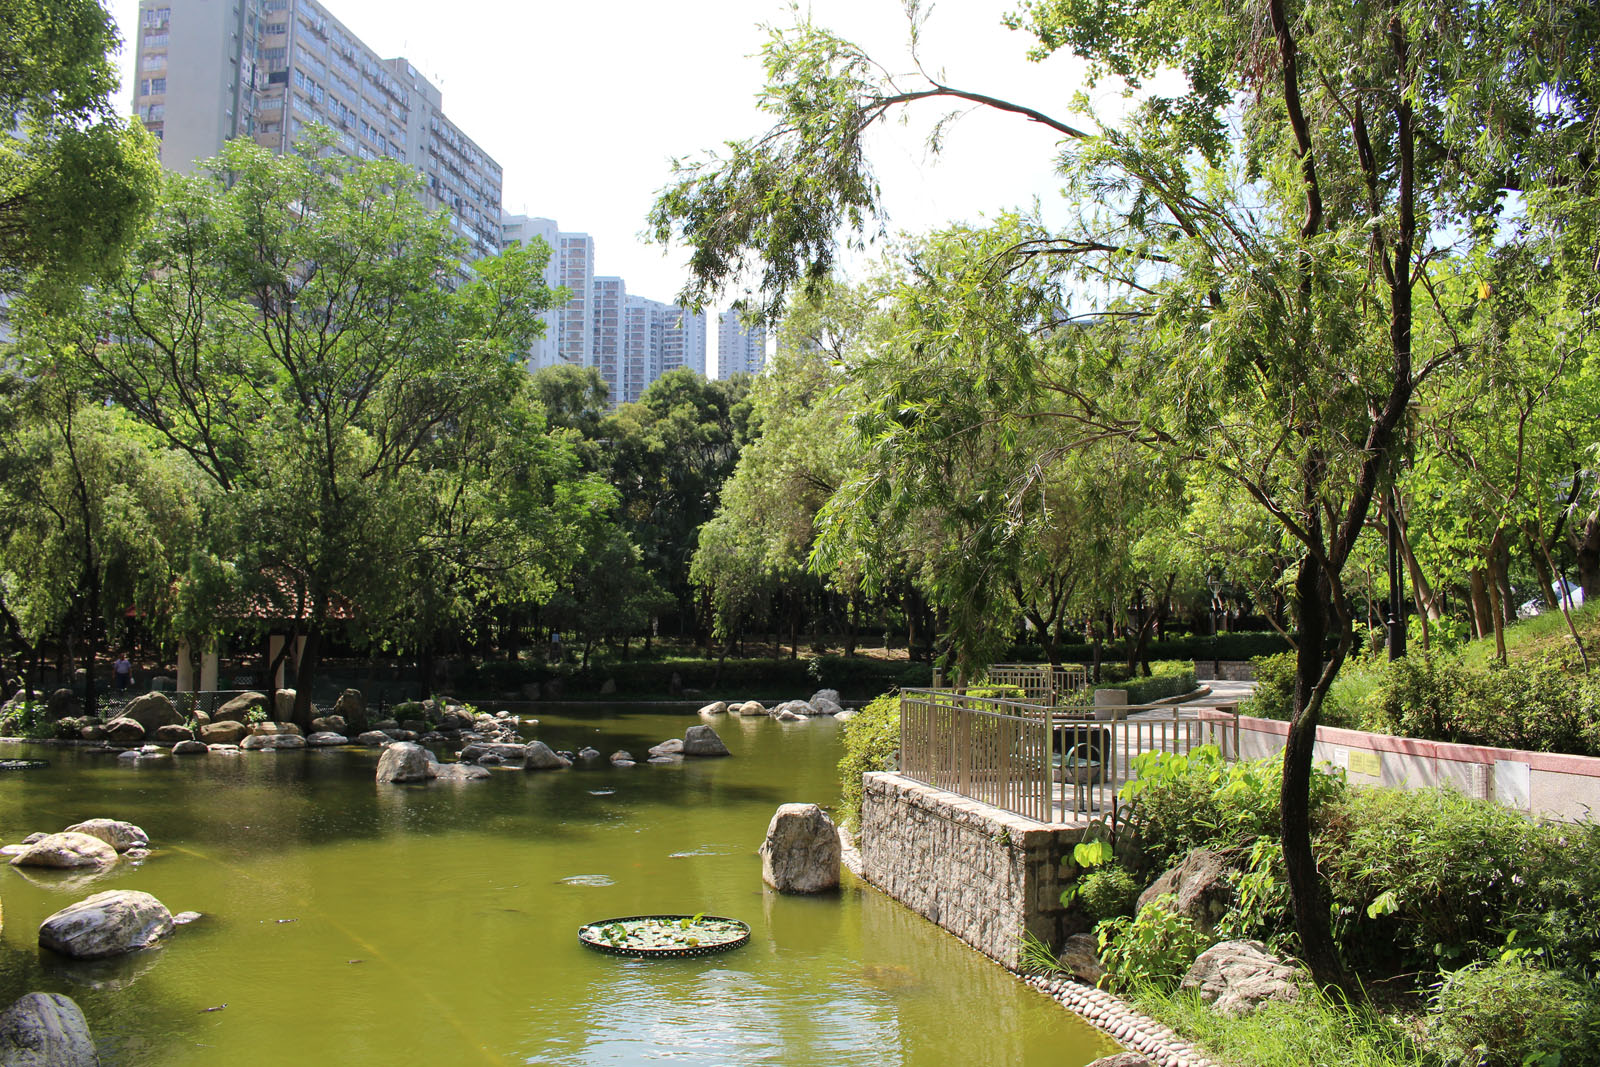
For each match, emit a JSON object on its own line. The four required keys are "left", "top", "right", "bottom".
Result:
{"left": 0, "top": 708, "right": 1116, "bottom": 1065}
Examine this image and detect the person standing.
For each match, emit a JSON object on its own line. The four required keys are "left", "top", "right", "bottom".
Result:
{"left": 113, "top": 653, "right": 133, "bottom": 694}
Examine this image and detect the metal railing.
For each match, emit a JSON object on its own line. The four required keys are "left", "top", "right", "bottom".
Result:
{"left": 982, "top": 663, "right": 1090, "bottom": 705}
{"left": 898, "top": 688, "right": 1239, "bottom": 824}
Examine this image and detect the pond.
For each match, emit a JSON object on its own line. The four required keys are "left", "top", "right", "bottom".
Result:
{"left": 0, "top": 707, "right": 1117, "bottom": 1065}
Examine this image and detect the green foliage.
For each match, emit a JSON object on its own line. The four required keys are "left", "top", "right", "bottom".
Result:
{"left": 836, "top": 692, "right": 900, "bottom": 829}
{"left": 1088, "top": 660, "right": 1197, "bottom": 704}
{"left": 1133, "top": 984, "right": 1432, "bottom": 1067}
{"left": 1118, "top": 746, "right": 1345, "bottom": 873}
{"left": 1216, "top": 836, "right": 1292, "bottom": 947}
{"left": 1427, "top": 959, "right": 1600, "bottom": 1067}
{"left": 0, "top": 0, "right": 160, "bottom": 291}
{"left": 1096, "top": 896, "right": 1215, "bottom": 992}
{"left": 1016, "top": 931, "right": 1066, "bottom": 977}
{"left": 1367, "top": 653, "right": 1600, "bottom": 757}
{"left": 1318, "top": 787, "right": 1600, "bottom": 976}
{"left": 1076, "top": 866, "right": 1142, "bottom": 925}
{"left": 1008, "top": 631, "right": 1294, "bottom": 665}
{"left": 1244, "top": 652, "right": 1362, "bottom": 728}
{"left": 243, "top": 707, "right": 267, "bottom": 726}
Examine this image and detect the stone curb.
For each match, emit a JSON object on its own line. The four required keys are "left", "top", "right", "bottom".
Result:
{"left": 1022, "top": 974, "right": 1219, "bottom": 1067}
{"left": 839, "top": 826, "right": 1214, "bottom": 1067}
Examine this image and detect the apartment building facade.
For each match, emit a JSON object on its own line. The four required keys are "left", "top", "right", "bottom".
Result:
{"left": 717, "top": 310, "right": 767, "bottom": 379}
{"left": 133, "top": 0, "right": 502, "bottom": 259}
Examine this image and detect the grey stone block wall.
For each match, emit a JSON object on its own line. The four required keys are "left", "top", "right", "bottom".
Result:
{"left": 858, "top": 772, "right": 1087, "bottom": 967}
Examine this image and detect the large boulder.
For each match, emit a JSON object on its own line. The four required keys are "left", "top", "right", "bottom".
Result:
{"left": 734, "top": 700, "right": 766, "bottom": 717}
{"left": 697, "top": 701, "right": 728, "bottom": 717}
{"left": 211, "top": 691, "right": 268, "bottom": 724}
{"left": 9, "top": 834, "right": 117, "bottom": 870}
{"left": 760, "top": 804, "right": 840, "bottom": 893}
{"left": 172, "top": 740, "right": 208, "bottom": 755}
{"left": 240, "top": 733, "right": 306, "bottom": 751}
{"left": 305, "top": 732, "right": 347, "bottom": 747}
{"left": 331, "top": 689, "right": 366, "bottom": 729}
{"left": 648, "top": 739, "right": 684, "bottom": 758}
{"left": 809, "top": 690, "right": 844, "bottom": 716}
{"left": 1138, "top": 848, "right": 1234, "bottom": 932}
{"left": 682, "top": 725, "right": 730, "bottom": 757}
{"left": 273, "top": 689, "right": 297, "bottom": 721}
{"left": 375, "top": 742, "right": 436, "bottom": 783}
{"left": 199, "top": 721, "right": 249, "bottom": 746}
{"left": 522, "top": 742, "right": 571, "bottom": 770}
{"left": 356, "top": 731, "right": 392, "bottom": 747}
{"left": 118, "top": 692, "right": 181, "bottom": 731}
{"left": 38, "top": 890, "right": 174, "bottom": 959}
{"left": 0, "top": 992, "right": 99, "bottom": 1066}
{"left": 62, "top": 820, "right": 148, "bottom": 853}
{"left": 250, "top": 721, "right": 302, "bottom": 737}
{"left": 46, "top": 688, "right": 81, "bottom": 722}
{"left": 1057, "top": 933, "right": 1105, "bottom": 984}
{"left": 101, "top": 718, "right": 145, "bottom": 744}
{"left": 310, "top": 715, "right": 348, "bottom": 734}
{"left": 154, "top": 724, "right": 194, "bottom": 744}
{"left": 1179, "top": 939, "right": 1301, "bottom": 1018}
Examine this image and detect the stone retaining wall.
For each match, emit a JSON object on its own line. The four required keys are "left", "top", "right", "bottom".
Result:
{"left": 858, "top": 772, "right": 1087, "bottom": 967}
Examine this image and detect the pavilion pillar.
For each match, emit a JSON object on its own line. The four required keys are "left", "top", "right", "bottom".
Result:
{"left": 200, "top": 639, "right": 219, "bottom": 692}
{"left": 176, "top": 638, "right": 195, "bottom": 692}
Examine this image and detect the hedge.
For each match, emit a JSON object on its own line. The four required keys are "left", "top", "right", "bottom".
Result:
{"left": 1089, "top": 660, "right": 1199, "bottom": 704}
{"left": 1004, "top": 631, "right": 1291, "bottom": 665}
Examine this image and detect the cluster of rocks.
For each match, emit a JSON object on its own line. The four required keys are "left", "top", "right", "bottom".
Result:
{"left": 2, "top": 819, "right": 152, "bottom": 871}
{"left": 377, "top": 723, "right": 734, "bottom": 783}
{"left": 698, "top": 689, "right": 855, "bottom": 723}
{"left": 1034, "top": 845, "right": 1304, "bottom": 1064}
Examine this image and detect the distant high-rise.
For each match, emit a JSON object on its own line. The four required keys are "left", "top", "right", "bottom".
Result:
{"left": 717, "top": 310, "right": 766, "bottom": 378}
{"left": 133, "top": 0, "right": 502, "bottom": 259}
{"left": 555, "top": 232, "right": 595, "bottom": 371}
{"left": 619, "top": 299, "right": 706, "bottom": 404}
{"left": 500, "top": 215, "right": 563, "bottom": 370}
{"left": 591, "top": 277, "right": 626, "bottom": 403}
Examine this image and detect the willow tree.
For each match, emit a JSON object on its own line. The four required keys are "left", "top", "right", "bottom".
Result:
{"left": 651, "top": 0, "right": 1599, "bottom": 984}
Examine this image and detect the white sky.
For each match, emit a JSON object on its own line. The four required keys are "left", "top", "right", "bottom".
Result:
{"left": 109, "top": 0, "right": 1099, "bottom": 375}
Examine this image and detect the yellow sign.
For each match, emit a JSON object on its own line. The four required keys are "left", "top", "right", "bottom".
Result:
{"left": 1347, "top": 749, "right": 1382, "bottom": 777}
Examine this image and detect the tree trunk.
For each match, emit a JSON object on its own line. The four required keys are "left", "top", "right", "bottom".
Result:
{"left": 1526, "top": 525, "right": 1557, "bottom": 612}
{"left": 1468, "top": 569, "right": 1493, "bottom": 639}
{"left": 1281, "top": 552, "right": 1348, "bottom": 988}
{"left": 1573, "top": 507, "right": 1599, "bottom": 601}
{"left": 291, "top": 624, "right": 322, "bottom": 730}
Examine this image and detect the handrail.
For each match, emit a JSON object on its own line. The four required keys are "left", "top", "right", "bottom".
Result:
{"left": 898, "top": 688, "right": 1239, "bottom": 824}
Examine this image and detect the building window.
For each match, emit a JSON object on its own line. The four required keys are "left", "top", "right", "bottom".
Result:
{"left": 265, "top": 21, "right": 286, "bottom": 34}
{"left": 142, "top": 54, "right": 165, "bottom": 70}
{"left": 151, "top": 77, "right": 166, "bottom": 93}
{"left": 143, "top": 32, "right": 168, "bottom": 47}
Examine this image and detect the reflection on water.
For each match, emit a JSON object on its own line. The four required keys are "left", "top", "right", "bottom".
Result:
{"left": 0, "top": 709, "right": 1116, "bottom": 1065}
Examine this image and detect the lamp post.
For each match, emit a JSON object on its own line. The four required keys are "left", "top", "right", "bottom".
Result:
{"left": 1207, "top": 575, "right": 1222, "bottom": 680}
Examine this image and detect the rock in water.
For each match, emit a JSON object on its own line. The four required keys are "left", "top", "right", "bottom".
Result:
{"left": 374, "top": 742, "right": 436, "bottom": 783}
{"left": 102, "top": 718, "right": 146, "bottom": 744}
{"left": 0, "top": 992, "right": 99, "bottom": 1066}
{"left": 648, "top": 739, "right": 684, "bottom": 757}
{"left": 523, "top": 742, "right": 570, "bottom": 770}
{"left": 8, "top": 833, "right": 117, "bottom": 870}
{"left": 173, "top": 740, "right": 208, "bottom": 755}
{"left": 119, "top": 692, "right": 181, "bottom": 731}
{"left": 62, "top": 820, "right": 148, "bottom": 853}
{"left": 38, "top": 890, "right": 175, "bottom": 959}
{"left": 759, "top": 804, "right": 840, "bottom": 893}
{"left": 1180, "top": 939, "right": 1302, "bottom": 1017}
{"left": 211, "top": 691, "right": 269, "bottom": 723}
{"left": 697, "top": 701, "right": 728, "bottom": 717}
{"left": 682, "top": 725, "right": 730, "bottom": 757}
{"left": 431, "top": 763, "right": 490, "bottom": 782}
{"left": 331, "top": 689, "right": 366, "bottom": 729}
{"left": 356, "top": 731, "right": 391, "bottom": 747}
{"left": 240, "top": 733, "right": 306, "bottom": 751}
{"left": 199, "top": 721, "right": 250, "bottom": 746}
{"left": 154, "top": 724, "right": 194, "bottom": 744}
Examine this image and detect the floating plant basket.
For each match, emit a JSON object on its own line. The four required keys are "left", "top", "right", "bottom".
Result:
{"left": 578, "top": 914, "right": 750, "bottom": 958}
{"left": 0, "top": 759, "right": 49, "bottom": 771}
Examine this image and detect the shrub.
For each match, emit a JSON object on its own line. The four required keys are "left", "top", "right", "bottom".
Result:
{"left": 1318, "top": 786, "right": 1600, "bottom": 975}
{"left": 1118, "top": 746, "right": 1345, "bottom": 874}
{"left": 836, "top": 692, "right": 901, "bottom": 829}
{"left": 1097, "top": 895, "right": 1215, "bottom": 991}
{"left": 1242, "top": 651, "right": 1362, "bottom": 727}
{"left": 1427, "top": 959, "right": 1600, "bottom": 1067}
{"left": 1092, "top": 660, "right": 1198, "bottom": 705}
{"left": 1076, "top": 866, "right": 1141, "bottom": 925}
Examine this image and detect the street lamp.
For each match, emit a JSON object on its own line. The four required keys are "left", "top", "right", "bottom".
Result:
{"left": 1207, "top": 575, "right": 1222, "bottom": 680}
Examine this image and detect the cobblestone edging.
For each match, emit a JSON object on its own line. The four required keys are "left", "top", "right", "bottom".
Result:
{"left": 839, "top": 825, "right": 1215, "bottom": 1067}
{"left": 1022, "top": 975, "right": 1218, "bottom": 1067}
